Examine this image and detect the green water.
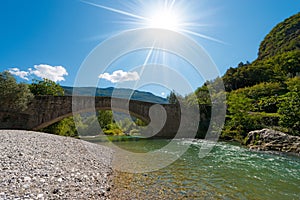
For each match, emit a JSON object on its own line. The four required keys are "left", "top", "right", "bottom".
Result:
{"left": 94, "top": 138, "right": 300, "bottom": 199}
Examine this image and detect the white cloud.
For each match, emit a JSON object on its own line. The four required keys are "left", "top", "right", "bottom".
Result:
{"left": 29, "top": 64, "right": 68, "bottom": 82}
{"left": 99, "top": 70, "right": 140, "bottom": 83}
{"left": 8, "top": 68, "right": 29, "bottom": 81}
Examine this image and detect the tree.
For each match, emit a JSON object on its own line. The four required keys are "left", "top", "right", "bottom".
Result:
{"left": 227, "top": 93, "right": 254, "bottom": 124}
{"left": 167, "top": 90, "right": 179, "bottom": 104}
{"left": 285, "top": 76, "right": 300, "bottom": 92}
{"left": 41, "top": 117, "right": 79, "bottom": 138}
{"left": 98, "top": 110, "right": 114, "bottom": 131}
{"left": 117, "top": 118, "right": 134, "bottom": 134}
{"left": 233, "top": 82, "right": 286, "bottom": 100}
{"left": 223, "top": 93, "right": 263, "bottom": 140}
{"left": 261, "top": 50, "right": 300, "bottom": 78}
{"left": 277, "top": 77, "right": 300, "bottom": 135}
{"left": 223, "top": 64, "right": 276, "bottom": 91}
{"left": 0, "top": 71, "right": 33, "bottom": 112}
{"left": 194, "top": 85, "right": 211, "bottom": 105}
{"left": 29, "top": 78, "right": 64, "bottom": 96}
{"left": 278, "top": 92, "right": 300, "bottom": 135}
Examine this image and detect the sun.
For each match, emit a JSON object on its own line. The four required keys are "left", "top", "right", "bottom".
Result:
{"left": 82, "top": 0, "right": 223, "bottom": 43}
{"left": 82, "top": 0, "right": 185, "bottom": 32}
{"left": 146, "top": 9, "right": 181, "bottom": 31}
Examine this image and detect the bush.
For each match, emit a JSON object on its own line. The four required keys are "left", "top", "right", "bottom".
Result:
{"left": 278, "top": 92, "right": 300, "bottom": 135}
{"left": 104, "top": 129, "right": 124, "bottom": 136}
{"left": 41, "top": 117, "right": 79, "bottom": 138}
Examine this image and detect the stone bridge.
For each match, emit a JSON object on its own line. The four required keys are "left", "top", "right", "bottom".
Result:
{"left": 0, "top": 96, "right": 210, "bottom": 138}
{"left": 0, "top": 96, "right": 206, "bottom": 138}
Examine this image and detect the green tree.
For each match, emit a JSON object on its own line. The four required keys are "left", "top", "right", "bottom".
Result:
{"left": 278, "top": 92, "right": 300, "bottom": 135}
{"left": 98, "top": 110, "right": 114, "bottom": 131}
{"left": 223, "top": 93, "right": 263, "bottom": 141}
{"left": 194, "top": 85, "right": 211, "bottom": 105}
{"left": 135, "top": 118, "right": 147, "bottom": 126}
{"left": 232, "top": 82, "right": 286, "bottom": 113}
{"left": 256, "top": 96, "right": 279, "bottom": 113}
{"left": 277, "top": 77, "right": 300, "bottom": 135}
{"left": 233, "top": 82, "right": 286, "bottom": 100}
{"left": 260, "top": 50, "right": 300, "bottom": 78}
{"left": 0, "top": 71, "right": 33, "bottom": 112}
{"left": 167, "top": 90, "right": 179, "bottom": 104}
{"left": 78, "top": 115, "right": 100, "bottom": 136}
{"left": 29, "top": 78, "right": 64, "bottom": 96}
{"left": 223, "top": 64, "right": 275, "bottom": 91}
{"left": 285, "top": 76, "right": 300, "bottom": 92}
{"left": 117, "top": 118, "right": 134, "bottom": 134}
{"left": 227, "top": 93, "right": 253, "bottom": 124}
{"left": 41, "top": 117, "right": 78, "bottom": 138}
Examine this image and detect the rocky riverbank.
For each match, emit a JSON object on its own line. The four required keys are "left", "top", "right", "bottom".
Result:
{"left": 245, "top": 129, "right": 300, "bottom": 155}
{"left": 0, "top": 130, "right": 114, "bottom": 199}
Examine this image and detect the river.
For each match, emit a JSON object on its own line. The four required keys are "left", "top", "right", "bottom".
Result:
{"left": 90, "top": 137, "right": 300, "bottom": 199}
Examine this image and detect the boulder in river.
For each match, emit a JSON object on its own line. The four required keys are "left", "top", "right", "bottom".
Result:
{"left": 245, "top": 129, "right": 300, "bottom": 155}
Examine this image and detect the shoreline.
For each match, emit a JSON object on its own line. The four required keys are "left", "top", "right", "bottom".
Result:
{"left": 1, "top": 129, "right": 299, "bottom": 199}
{"left": 0, "top": 130, "right": 114, "bottom": 199}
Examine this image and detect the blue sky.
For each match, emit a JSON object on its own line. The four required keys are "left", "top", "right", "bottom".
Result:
{"left": 0, "top": 0, "right": 299, "bottom": 97}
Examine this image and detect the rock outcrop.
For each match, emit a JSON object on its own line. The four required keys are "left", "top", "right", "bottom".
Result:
{"left": 245, "top": 129, "right": 300, "bottom": 155}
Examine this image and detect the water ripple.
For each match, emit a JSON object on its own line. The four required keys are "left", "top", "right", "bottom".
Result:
{"left": 106, "top": 138, "right": 300, "bottom": 199}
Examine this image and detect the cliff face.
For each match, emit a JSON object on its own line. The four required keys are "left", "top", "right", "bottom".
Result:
{"left": 258, "top": 12, "right": 300, "bottom": 60}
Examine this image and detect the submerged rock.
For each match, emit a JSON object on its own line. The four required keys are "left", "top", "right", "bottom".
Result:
{"left": 245, "top": 129, "right": 300, "bottom": 155}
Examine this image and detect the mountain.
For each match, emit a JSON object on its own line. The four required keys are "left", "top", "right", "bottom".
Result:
{"left": 222, "top": 12, "right": 300, "bottom": 92}
{"left": 258, "top": 12, "right": 300, "bottom": 60}
{"left": 62, "top": 86, "right": 169, "bottom": 104}
{"left": 219, "top": 12, "right": 300, "bottom": 140}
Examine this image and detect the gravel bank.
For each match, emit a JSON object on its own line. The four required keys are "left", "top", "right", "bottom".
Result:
{"left": 0, "top": 130, "right": 114, "bottom": 199}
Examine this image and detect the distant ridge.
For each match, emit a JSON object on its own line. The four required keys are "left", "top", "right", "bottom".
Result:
{"left": 62, "top": 86, "right": 169, "bottom": 104}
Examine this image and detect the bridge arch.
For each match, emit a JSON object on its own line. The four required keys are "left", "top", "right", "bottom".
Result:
{"left": 25, "top": 96, "right": 157, "bottom": 130}
{"left": 18, "top": 96, "right": 181, "bottom": 138}
{"left": 33, "top": 106, "right": 151, "bottom": 131}
{"left": 0, "top": 96, "right": 209, "bottom": 138}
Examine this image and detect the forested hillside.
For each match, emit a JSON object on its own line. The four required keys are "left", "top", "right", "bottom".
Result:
{"left": 223, "top": 13, "right": 300, "bottom": 92}
{"left": 258, "top": 12, "right": 300, "bottom": 60}
{"left": 191, "top": 12, "right": 300, "bottom": 141}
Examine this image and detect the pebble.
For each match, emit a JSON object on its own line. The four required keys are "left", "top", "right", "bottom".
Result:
{"left": 0, "top": 130, "right": 114, "bottom": 199}
{"left": 40, "top": 178, "right": 45, "bottom": 183}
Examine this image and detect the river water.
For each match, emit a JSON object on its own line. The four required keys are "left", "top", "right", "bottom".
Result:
{"left": 93, "top": 138, "right": 300, "bottom": 199}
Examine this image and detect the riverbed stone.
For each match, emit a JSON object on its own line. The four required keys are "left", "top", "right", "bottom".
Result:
{"left": 0, "top": 130, "right": 114, "bottom": 199}
{"left": 245, "top": 129, "right": 300, "bottom": 155}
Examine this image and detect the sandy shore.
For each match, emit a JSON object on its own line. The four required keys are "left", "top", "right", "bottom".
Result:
{"left": 0, "top": 130, "right": 114, "bottom": 199}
